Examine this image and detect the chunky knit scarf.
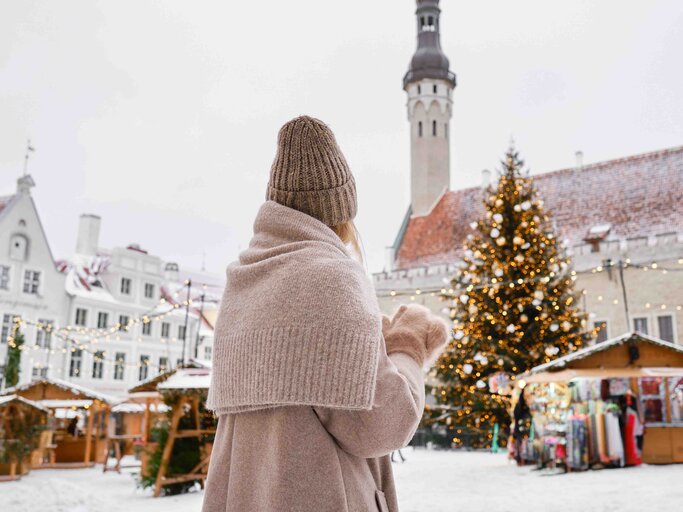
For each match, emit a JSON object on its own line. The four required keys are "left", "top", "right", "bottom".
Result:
{"left": 207, "top": 201, "right": 381, "bottom": 414}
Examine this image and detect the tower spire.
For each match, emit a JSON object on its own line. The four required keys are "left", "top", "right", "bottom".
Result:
{"left": 404, "top": 0, "right": 456, "bottom": 217}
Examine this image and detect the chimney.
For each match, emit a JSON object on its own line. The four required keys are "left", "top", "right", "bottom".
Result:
{"left": 575, "top": 150, "right": 584, "bottom": 168}
{"left": 164, "top": 262, "right": 180, "bottom": 282}
{"left": 76, "top": 214, "right": 101, "bottom": 256}
{"left": 481, "top": 169, "right": 491, "bottom": 190}
{"left": 384, "top": 246, "right": 396, "bottom": 273}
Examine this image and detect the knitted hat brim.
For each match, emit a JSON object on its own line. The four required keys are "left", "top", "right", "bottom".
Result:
{"left": 267, "top": 176, "right": 357, "bottom": 227}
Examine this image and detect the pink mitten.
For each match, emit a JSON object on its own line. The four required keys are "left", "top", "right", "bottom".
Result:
{"left": 384, "top": 304, "right": 450, "bottom": 367}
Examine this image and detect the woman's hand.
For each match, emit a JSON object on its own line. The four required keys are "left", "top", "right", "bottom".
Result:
{"left": 382, "top": 304, "right": 450, "bottom": 368}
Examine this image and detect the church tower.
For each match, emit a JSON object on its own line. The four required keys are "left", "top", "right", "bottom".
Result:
{"left": 404, "top": 0, "right": 456, "bottom": 217}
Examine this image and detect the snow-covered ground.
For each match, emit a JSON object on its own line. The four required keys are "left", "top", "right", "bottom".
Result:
{"left": 1, "top": 448, "right": 680, "bottom": 511}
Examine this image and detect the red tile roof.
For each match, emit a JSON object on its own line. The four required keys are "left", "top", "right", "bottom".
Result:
{"left": 394, "top": 145, "right": 683, "bottom": 270}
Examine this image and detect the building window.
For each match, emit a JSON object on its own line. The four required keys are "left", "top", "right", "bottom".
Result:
{"left": 139, "top": 355, "right": 150, "bottom": 381}
{"left": 120, "top": 277, "right": 132, "bottom": 295}
{"left": 594, "top": 321, "right": 608, "bottom": 343}
{"left": 633, "top": 317, "right": 648, "bottom": 335}
{"left": 92, "top": 351, "right": 105, "bottom": 379}
{"left": 178, "top": 325, "right": 187, "bottom": 341}
{"left": 658, "top": 315, "right": 674, "bottom": 343}
{"left": 144, "top": 283, "right": 155, "bottom": 299}
{"left": 433, "top": 84, "right": 437, "bottom": 94}
{"left": 0, "top": 265, "right": 10, "bottom": 290}
{"left": 70, "top": 349, "right": 83, "bottom": 377}
{"left": 418, "top": 121, "right": 423, "bottom": 137}
{"left": 417, "top": 84, "right": 421, "bottom": 95}
{"left": 9, "top": 234, "right": 29, "bottom": 261}
{"left": 75, "top": 308, "right": 88, "bottom": 327}
{"left": 142, "top": 321, "right": 152, "bottom": 336}
{"left": 114, "top": 353, "right": 126, "bottom": 380}
{"left": 36, "top": 319, "right": 53, "bottom": 348}
{"left": 445, "top": 123, "right": 448, "bottom": 138}
{"left": 97, "top": 312, "right": 109, "bottom": 329}
{"left": 159, "top": 357, "right": 168, "bottom": 374}
{"left": 161, "top": 322, "right": 170, "bottom": 339}
{"left": 432, "top": 120, "right": 437, "bottom": 136}
{"left": 23, "top": 270, "right": 40, "bottom": 294}
{"left": 118, "top": 315, "right": 130, "bottom": 332}
{"left": 32, "top": 366, "right": 48, "bottom": 379}
{"left": 204, "top": 346, "right": 212, "bottom": 360}
{"left": 1, "top": 314, "right": 18, "bottom": 344}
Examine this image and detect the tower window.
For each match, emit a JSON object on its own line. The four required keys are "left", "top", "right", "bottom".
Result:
{"left": 445, "top": 123, "right": 448, "bottom": 138}
{"left": 433, "top": 84, "right": 437, "bottom": 94}
{"left": 418, "top": 122, "right": 423, "bottom": 137}
{"left": 422, "top": 16, "right": 435, "bottom": 32}
{"left": 432, "top": 120, "right": 437, "bottom": 136}
{"left": 417, "top": 84, "right": 421, "bottom": 95}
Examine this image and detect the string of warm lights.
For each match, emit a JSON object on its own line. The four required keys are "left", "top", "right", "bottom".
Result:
{"left": 54, "top": 280, "right": 218, "bottom": 341}
{"left": 7, "top": 317, "right": 179, "bottom": 373}
{"left": 377, "top": 256, "right": 683, "bottom": 310}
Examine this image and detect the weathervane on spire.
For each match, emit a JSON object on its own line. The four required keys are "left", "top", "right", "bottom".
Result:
{"left": 23, "top": 139, "right": 35, "bottom": 176}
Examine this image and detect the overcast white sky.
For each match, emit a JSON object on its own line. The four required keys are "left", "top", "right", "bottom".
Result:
{"left": 1, "top": 0, "right": 682, "bottom": 275}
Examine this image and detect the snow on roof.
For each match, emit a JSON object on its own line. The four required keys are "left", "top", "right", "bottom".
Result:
{"left": 528, "top": 332, "right": 683, "bottom": 374}
{"left": 394, "top": 145, "right": 683, "bottom": 270}
{"left": 0, "top": 394, "right": 49, "bottom": 412}
{"left": 2, "top": 377, "right": 119, "bottom": 404}
{"left": 157, "top": 368, "right": 211, "bottom": 390}
{"left": 38, "top": 399, "right": 93, "bottom": 409}
{"left": 128, "top": 359, "right": 211, "bottom": 393}
{"left": 588, "top": 223, "right": 612, "bottom": 235}
{"left": 190, "top": 358, "right": 212, "bottom": 369}
{"left": 111, "top": 402, "right": 169, "bottom": 414}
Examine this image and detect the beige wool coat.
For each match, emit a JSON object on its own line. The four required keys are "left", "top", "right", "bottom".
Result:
{"left": 202, "top": 202, "right": 447, "bottom": 512}
{"left": 202, "top": 344, "right": 424, "bottom": 512}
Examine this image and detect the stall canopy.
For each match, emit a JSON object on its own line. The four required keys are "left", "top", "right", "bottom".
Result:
{"left": 521, "top": 332, "right": 683, "bottom": 384}
{"left": 1, "top": 377, "right": 117, "bottom": 468}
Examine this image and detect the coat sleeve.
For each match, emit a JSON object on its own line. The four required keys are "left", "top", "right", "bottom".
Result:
{"left": 312, "top": 335, "right": 425, "bottom": 459}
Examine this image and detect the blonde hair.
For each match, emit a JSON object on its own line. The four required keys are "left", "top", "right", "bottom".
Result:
{"left": 331, "top": 220, "right": 363, "bottom": 263}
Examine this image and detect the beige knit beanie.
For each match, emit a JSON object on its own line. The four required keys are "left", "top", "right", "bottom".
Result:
{"left": 267, "top": 115, "right": 357, "bottom": 226}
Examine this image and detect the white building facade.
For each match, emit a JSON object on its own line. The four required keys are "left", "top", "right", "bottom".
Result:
{"left": 0, "top": 177, "right": 221, "bottom": 397}
{"left": 0, "top": 175, "right": 68, "bottom": 386}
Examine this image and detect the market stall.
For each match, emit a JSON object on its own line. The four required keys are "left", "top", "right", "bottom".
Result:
{"left": 513, "top": 332, "right": 683, "bottom": 470}
{"left": 151, "top": 365, "right": 216, "bottom": 497}
{"left": 104, "top": 396, "right": 169, "bottom": 473}
{"left": 0, "top": 395, "right": 48, "bottom": 481}
{"left": 1, "top": 378, "right": 116, "bottom": 469}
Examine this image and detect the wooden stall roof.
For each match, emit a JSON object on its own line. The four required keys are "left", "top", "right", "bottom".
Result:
{"left": 111, "top": 402, "right": 170, "bottom": 414}
{"left": 1, "top": 377, "right": 118, "bottom": 406}
{"left": 519, "top": 332, "right": 683, "bottom": 384}
{"left": 157, "top": 368, "right": 211, "bottom": 392}
{"left": 129, "top": 359, "right": 212, "bottom": 394}
{"left": 0, "top": 394, "right": 49, "bottom": 413}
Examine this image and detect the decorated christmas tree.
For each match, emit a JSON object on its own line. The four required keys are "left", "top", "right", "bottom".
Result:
{"left": 428, "top": 146, "right": 588, "bottom": 448}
